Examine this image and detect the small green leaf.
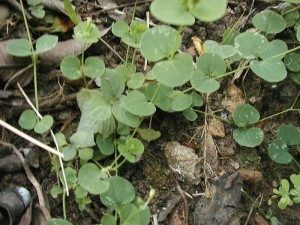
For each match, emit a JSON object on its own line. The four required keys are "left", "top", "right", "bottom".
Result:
{"left": 74, "top": 18, "right": 100, "bottom": 43}
{"left": 55, "top": 133, "right": 67, "bottom": 147}
{"left": 127, "top": 73, "right": 145, "bottom": 89}
{"left": 233, "top": 103, "right": 260, "bottom": 127}
{"left": 223, "top": 28, "right": 240, "bottom": 45}
{"left": 250, "top": 59, "right": 287, "bottom": 82}
{"left": 137, "top": 128, "right": 161, "bottom": 141}
{"left": 30, "top": 6, "right": 45, "bottom": 18}
{"left": 112, "top": 20, "right": 130, "bottom": 38}
{"left": 284, "top": 53, "right": 300, "bottom": 72}
{"left": 27, "top": 0, "right": 41, "bottom": 6}
{"left": 19, "top": 110, "right": 37, "bottom": 130}
{"left": 183, "top": 108, "right": 198, "bottom": 121}
{"left": 78, "top": 148, "right": 94, "bottom": 161}
{"left": 258, "top": 39, "right": 288, "bottom": 60}
{"left": 50, "top": 185, "right": 63, "bottom": 199}
{"left": 6, "top": 38, "right": 32, "bottom": 57}
{"left": 118, "top": 137, "right": 144, "bottom": 163}
{"left": 45, "top": 218, "right": 73, "bottom": 225}
{"left": 34, "top": 115, "right": 53, "bottom": 134}
{"left": 191, "top": 0, "right": 227, "bottom": 22}
{"left": 196, "top": 53, "right": 226, "bottom": 76}
{"left": 150, "top": 0, "right": 195, "bottom": 26}
{"left": 100, "top": 176, "right": 135, "bottom": 209}
{"left": 190, "top": 70, "right": 220, "bottom": 94}
{"left": 290, "top": 174, "right": 300, "bottom": 188}
{"left": 101, "top": 214, "right": 117, "bottom": 225}
{"left": 233, "top": 127, "right": 264, "bottom": 147}
{"left": 191, "top": 92, "right": 203, "bottom": 107}
{"left": 60, "top": 56, "right": 81, "bottom": 80}
{"left": 101, "top": 69, "right": 125, "bottom": 102}
{"left": 171, "top": 91, "right": 193, "bottom": 111}
{"left": 278, "top": 124, "right": 300, "bottom": 145}
{"left": 62, "top": 167, "right": 77, "bottom": 185}
{"left": 234, "top": 32, "right": 268, "bottom": 59}
{"left": 35, "top": 34, "right": 58, "bottom": 54}
{"left": 140, "top": 25, "right": 182, "bottom": 62}
{"left": 75, "top": 186, "right": 88, "bottom": 199}
{"left": 253, "top": 9, "right": 286, "bottom": 34}
{"left": 119, "top": 204, "right": 140, "bottom": 225}
{"left": 291, "top": 71, "right": 300, "bottom": 85}
{"left": 268, "top": 138, "right": 293, "bottom": 164}
{"left": 83, "top": 56, "right": 105, "bottom": 79}
{"left": 96, "top": 135, "right": 115, "bottom": 156}
{"left": 78, "top": 163, "right": 109, "bottom": 195}
{"left": 63, "top": 0, "right": 81, "bottom": 24}
{"left": 124, "top": 90, "right": 156, "bottom": 117}
{"left": 153, "top": 53, "right": 193, "bottom": 87}
{"left": 204, "top": 40, "right": 236, "bottom": 59}
{"left": 62, "top": 145, "right": 77, "bottom": 161}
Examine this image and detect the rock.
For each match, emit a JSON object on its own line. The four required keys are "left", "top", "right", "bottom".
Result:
{"left": 208, "top": 118, "right": 225, "bottom": 138}
{"left": 222, "top": 84, "right": 245, "bottom": 113}
{"left": 164, "top": 141, "right": 201, "bottom": 183}
{"left": 194, "top": 173, "right": 243, "bottom": 225}
{"left": 254, "top": 214, "right": 269, "bottom": 225}
{"left": 238, "top": 170, "right": 262, "bottom": 184}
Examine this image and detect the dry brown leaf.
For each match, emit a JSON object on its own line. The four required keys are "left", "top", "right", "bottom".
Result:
{"left": 200, "top": 134, "right": 219, "bottom": 175}
{"left": 192, "top": 36, "right": 205, "bottom": 56}
{"left": 222, "top": 83, "right": 245, "bottom": 113}
{"left": 0, "top": 4, "right": 10, "bottom": 30}
{"left": 208, "top": 118, "right": 225, "bottom": 138}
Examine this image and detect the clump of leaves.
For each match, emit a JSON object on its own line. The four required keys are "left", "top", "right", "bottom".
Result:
{"left": 27, "top": 0, "right": 45, "bottom": 18}
{"left": 232, "top": 104, "right": 264, "bottom": 147}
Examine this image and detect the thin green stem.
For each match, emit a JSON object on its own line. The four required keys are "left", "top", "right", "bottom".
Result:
{"left": 99, "top": 37, "right": 125, "bottom": 63}
{"left": 193, "top": 109, "right": 234, "bottom": 124}
{"left": 114, "top": 158, "right": 127, "bottom": 170}
{"left": 214, "top": 65, "right": 250, "bottom": 80}
{"left": 284, "top": 5, "right": 300, "bottom": 15}
{"left": 131, "top": 48, "right": 137, "bottom": 67}
{"left": 182, "top": 87, "right": 194, "bottom": 93}
{"left": 292, "top": 157, "right": 300, "bottom": 170}
{"left": 258, "top": 109, "right": 299, "bottom": 123}
{"left": 62, "top": 190, "right": 67, "bottom": 219}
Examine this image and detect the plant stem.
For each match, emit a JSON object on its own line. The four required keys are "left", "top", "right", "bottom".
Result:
{"left": 99, "top": 37, "right": 125, "bottom": 63}
{"left": 63, "top": 190, "right": 67, "bottom": 219}
{"left": 258, "top": 109, "right": 299, "bottom": 123}
{"left": 292, "top": 158, "right": 300, "bottom": 170}
{"left": 193, "top": 109, "right": 234, "bottom": 124}
{"left": 214, "top": 65, "right": 250, "bottom": 80}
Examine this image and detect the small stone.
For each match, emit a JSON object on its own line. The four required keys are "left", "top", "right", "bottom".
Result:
{"left": 254, "top": 213, "right": 269, "bottom": 225}
{"left": 238, "top": 170, "right": 262, "bottom": 184}
{"left": 208, "top": 118, "right": 225, "bottom": 138}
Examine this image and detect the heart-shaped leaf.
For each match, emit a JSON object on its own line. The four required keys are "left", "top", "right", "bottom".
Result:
{"left": 278, "top": 124, "right": 300, "bottom": 146}
{"left": 74, "top": 19, "right": 100, "bottom": 44}
{"left": 196, "top": 53, "right": 226, "bottom": 76}
{"left": 171, "top": 91, "right": 193, "bottom": 111}
{"left": 60, "top": 55, "right": 81, "bottom": 80}
{"left": 35, "top": 34, "right": 58, "bottom": 54}
{"left": 190, "top": 70, "right": 220, "bottom": 93}
{"left": 78, "top": 148, "right": 94, "bottom": 161}
{"left": 78, "top": 163, "right": 109, "bottom": 194}
{"left": 118, "top": 137, "right": 144, "bottom": 163}
{"left": 96, "top": 134, "right": 115, "bottom": 156}
{"left": 6, "top": 38, "right": 32, "bottom": 57}
{"left": 258, "top": 39, "right": 288, "bottom": 60}
{"left": 191, "top": 0, "right": 227, "bottom": 22}
{"left": 112, "top": 20, "right": 130, "bottom": 38}
{"left": 83, "top": 56, "right": 105, "bottom": 79}
{"left": 62, "top": 145, "right": 77, "bottom": 161}
{"left": 19, "top": 109, "right": 37, "bottom": 130}
{"left": 234, "top": 32, "right": 268, "bottom": 59}
{"left": 233, "top": 127, "right": 264, "bottom": 147}
{"left": 140, "top": 25, "right": 182, "bottom": 62}
{"left": 124, "top": 90, "right": 156, "bottom": 117}
{"left": 101, "top": 69, "right": 125, "bottom": 102}
{"left": 127, "top": 72, "right": 145, "bottom": 89}
{"left": 137, "top": 128, "right": 161, "bottom": 141}
{"left": 253, "top": 9, "right": 286, "bottom": 34}
{"left": 100, "top": 176, "right": 135, "bottom": 209}
{"left": 153, "top": 53, "right": 193, "bottom": 87}
{"left": 145, "top": 83, "right": 173, "bottom": 111}
{"left": 183, "top": 108, "right": 198, "bottom": 121}
{"left": 268, "top": 138, "right": 293, "bottom": 164}
{"left": 284, "top": 53, "right": 300, "bottom": 72}
{"left": 204, "top": 40, "right": 236, "bottom": 59}
{"left": 233, "top": 103, "right": 260, "bottom": 127}
{"left": 34, "top": 115, "right": 53, "bottom": 134}
{"left": 150, "top": 0, "right": 195, "bottom": 26}
{"left": 250, "top": 59, "right": 287, "bottom": 82}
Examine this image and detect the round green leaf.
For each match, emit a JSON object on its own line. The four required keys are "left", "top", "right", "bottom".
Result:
{"left": 19, "top": 109, "right": 37, "bottom": 130}
{"left": 281, "top": 4, "right": 299, "bottom": 27}
{"left": 96, "top": 135, "right": 115, "bottom": 156}
{"left": 191, "top": 92, "right": 204, "bottom": 107}
{"left": 258, "top": 39, "right": 288, "bottom": 60}
{"left": 204, "top": 40, "right": 236, "bottom": 59}
{"left": 234, "top": 32, "right": 268, "bottom": 59}
{"left": 112, "top": 96, "right": 140, "bottom": 128}
{"left": 278, "top": 124, "right": 300, "bottom": 146}
{"left": 119, "top": 204, "right": 140, "bottom": 225}
{"left": 250, "top": 59, "right": 287, "bottom": 82}
{"left": 153, "top": 53, "right": 193, "bottom": 87}
{"left": 124, "top": 90, "right": 156, "bottom": 117}
{"left": 233, "top": 103, "right": 260, "bottom": 127}
{"left": 112, "top": 20, "right": 130, "bottom": 38}
{"left": 78, "top": 163, "right": 109, "bottom": 195}
{"left": 196, "top": 53, "right": 226, "bottom": 76}
{"left": 118, "top": 137, "right": 144, "bottom": 163}
{"left": 101, "top": 69, "right": 126, "bottom": 102}
{"left": 83, "top": 56, "right": 105, "bottom": 79}
{"left": 171, "top": 91, "right": 193, "bottom": 111}
{"left": 62, "top": 145, "right": 77, "bottom": 161}
{"left": 268, "top": 138, "right": 293, "bottom": 164}
{"left": 191, "top": 0, "right": 227, "bottom": 22}
{"left": 6, "top": 38, "right": 32, "bottom": 57}
{"left": 35, "top": 34, "right": 58, "bottom": 54}
{"left": 78, "top": 148, "right": 94, "bottom": 161}
{"left": 60, "top": 55, "right": 81, "bottom": 80}
{"left": 45, "top": 218, "right": 73, "bottom": 225}
{"left": 183, "top": 108, "right": 198, "bottom": 121}
{"left": 233, "top": 127, "right": 264, "bottom": 147}
{"left": 74, "top": 19, "right": 100, "bottom": 44}
{"left": 140, "top": 25, "right": 182, "bottom": 62}
{"left": 55, "top": 132, "right": 67, "bottom": 147}
{"left": 137, "top": 128, "right": 161, "bottom": 141}
{"left": 190, "top": 70, "right": 220, "bottom": 93}
{"left": 291, "top": 71, "right": 300, "bottom": 85}
{"left": 253, "top": 9, "right": 286, "bottom": 34}
{"left": 284, "top": 53, "right": 300, "bottom": 72}
{"left": 100, "top": 176, "right": 135, "bottom": 209}
{"left": 127, "top": 73, "right": 145, "bottom": 89}
{"left": 34, "top": 115, "right": 53, "bottom": 134}
{"left": 101, "top": 214, "right": 117, "bottom": 225}
{"left": 223, "top": 28, "right": 240, "bottom": 45}
{"left": 150, "top": 0, "right": 195, "bottom": 26}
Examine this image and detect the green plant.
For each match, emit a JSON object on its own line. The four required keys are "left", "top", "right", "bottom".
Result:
{"left": 27, "top": 0, "right": 45, "bottom": 18}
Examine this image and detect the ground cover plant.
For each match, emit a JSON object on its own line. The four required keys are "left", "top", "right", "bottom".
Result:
{"left": 0, "top": 0, "right": 300, "bottom": 224}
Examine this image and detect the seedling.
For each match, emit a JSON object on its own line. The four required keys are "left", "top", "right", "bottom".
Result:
{"left": 27, "top": 0, "right": 45, "bottom": 18}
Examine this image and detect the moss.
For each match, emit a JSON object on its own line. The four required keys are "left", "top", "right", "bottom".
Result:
{"left": 235, "top": 149, "right": 261, "bottom": 169}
